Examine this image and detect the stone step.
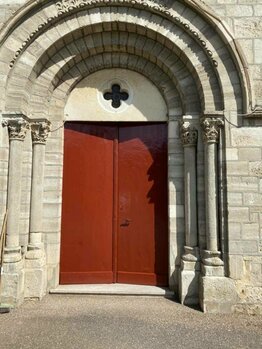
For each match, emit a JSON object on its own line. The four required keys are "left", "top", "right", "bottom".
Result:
{"left": 50, "top": 284, "right": 174, "bottom": 298}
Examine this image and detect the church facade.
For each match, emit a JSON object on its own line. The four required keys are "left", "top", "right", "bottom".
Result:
{"left": 0, "top": 0, "right": 261, "bottom": 313}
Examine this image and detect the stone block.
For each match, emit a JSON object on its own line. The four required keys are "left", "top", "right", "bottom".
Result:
{"left": 227, "top": 161, "right": 249, "bottom": 175}
{"left": 201, "top": 265, "right": 224, "bottom": 277}
{"left": 179, "top": 268, "right": 200, "bottom": 306}
{"left": 243, "top": 193, "right": 262, "bottom": 206}
{"left": 228, "top": 255, "right": 244, "bottom": 280}
{"left": 242, "top": 223, "right": 260, "bottom": 240}
{"left": 249, "top": 162, "right": 262, "bottom": 177}
{"left": 231, "top": 128, "right": 262, "bottom": 147}
{"left": 24, "top": 262, "right": 47, "bottom": 299}
{"left": 200, "top": 276, "right": 239, "bottom": 313}
{"left": 46, "top": 264, "right": 60, "bottom": 290}
{"left": 239, "top": 147, "right": 261, "bottom": 161}
{"left": 228, "top": 207, "right": 249, "bottom": 222}
{"left": 179, "top": 258, "right": 200, "bottom": 306}
{"left": 226, "top": 148, "right": 238, "bottom": 160}
{"left": 0, "top": 259, "right": 24, "bottom": 306}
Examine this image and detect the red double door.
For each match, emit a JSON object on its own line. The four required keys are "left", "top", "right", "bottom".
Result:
{"left": 60, "top": 122, "right": 168, "bottom": 286}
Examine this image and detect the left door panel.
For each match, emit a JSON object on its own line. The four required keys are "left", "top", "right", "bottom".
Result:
{"left": 60, "top": 123, "right": 115, "bottom": 284}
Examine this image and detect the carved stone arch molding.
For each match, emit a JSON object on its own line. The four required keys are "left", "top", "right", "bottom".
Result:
{"left": 0, "top": 0, "right": 253, "bottom": 117}
{"left": 0, "top": 0, "right": 253, "bottom": 311}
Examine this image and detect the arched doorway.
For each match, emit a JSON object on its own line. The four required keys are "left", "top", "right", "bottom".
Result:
{"left": 0, "top": 0, "right": 253, "bottom": 311}
{"left": 60, "top": 69, "right": 169, "bottom": 286}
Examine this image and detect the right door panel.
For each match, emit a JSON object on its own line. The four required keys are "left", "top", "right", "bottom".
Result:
{"left": 117, "top": 123, "right": 168, "bottom": 286}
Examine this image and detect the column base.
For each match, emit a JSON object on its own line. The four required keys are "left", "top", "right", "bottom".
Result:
{"left": 24, "top": 247, "right": 47, "bottom": 299}
{"left": 2, "top": 246, "right": 22, "bottom": 263}
{"left": 201, "top": 249, "right": 224, "bottom": 266}
{"left": 0, "top": 256, "right": 24, "bottom": 307}
{"left": 200, "top": 276, "right": 238, "bottom": 313}
{"left": 179, "top": 246, "right": 200, "bottom": 305}
{"left": 26, "top": 244, "right": 44, "bottom": 259}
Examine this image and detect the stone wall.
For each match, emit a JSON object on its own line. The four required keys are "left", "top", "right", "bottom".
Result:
{"left": 204, "top": 0, "right": 262, "bottom": 109}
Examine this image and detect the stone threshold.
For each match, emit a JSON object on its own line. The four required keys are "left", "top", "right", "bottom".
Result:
{"left": 50, "top": 284, "right": 174, "bottom": 298}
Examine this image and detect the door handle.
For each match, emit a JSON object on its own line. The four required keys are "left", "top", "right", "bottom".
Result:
{"left": 120, "top": 219, "right": 132, "bottom": 227}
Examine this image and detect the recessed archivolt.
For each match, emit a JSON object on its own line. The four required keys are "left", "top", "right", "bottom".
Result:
{"left": 46, "top": 54, "right": 184, "bottom": 121}
{"left": 5, "top": 15, "right": 225, "bottom": 116}
{"left": 1, "top": 3, "right": 245, "bottom": 117}
{"left": 30, "top": 52, "right": 183, "bottom": 119}
{"left": 26, "top": 28, "right": 209, "bottom": 116}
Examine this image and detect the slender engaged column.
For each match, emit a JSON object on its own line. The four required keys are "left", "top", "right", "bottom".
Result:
{"left": 201, "top": 116, "right": 224, "bottom": 267}
{"left": 27, "top": 120, "right": 51, "bottom": 257}
{"left": 2, "top": 116, "right": 30, "bottom": 261}
{"left": 24, "top": 119, "right": 50, "bottom": 300}
{"left": 180, "top": 121, "right": 198, "bottom": 252}
{"left": 179, "top": 121, "right": 199, "bottom": 305}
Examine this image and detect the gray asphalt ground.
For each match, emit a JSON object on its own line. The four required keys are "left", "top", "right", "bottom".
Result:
{"left": 0, "top": 295, "right": 261, "bottom": 349}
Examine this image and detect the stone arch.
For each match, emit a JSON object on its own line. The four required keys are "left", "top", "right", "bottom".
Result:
{"left": 0, "top": 0, "right": 252, "bottom": 120}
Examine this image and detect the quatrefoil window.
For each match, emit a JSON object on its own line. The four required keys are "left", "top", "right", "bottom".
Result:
{"left": 103, "top": 84, "right": 129, "bottom": 108}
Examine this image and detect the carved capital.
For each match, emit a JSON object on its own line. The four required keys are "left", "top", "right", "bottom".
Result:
{"left": 2, "top": 117, "right": 30, "bottom": 141}
{"left": 31, "top": 120, "right": 51, "bottom": 144}
{"left": 200, "top": 117, "right": 224, "bottom": 143}
{"left": 180, "top": 121, "right": 198, "bottom": 146}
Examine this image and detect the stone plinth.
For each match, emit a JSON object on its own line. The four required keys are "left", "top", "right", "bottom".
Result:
{"left": 200, "top": 276, "right": 238, "bottom": 313}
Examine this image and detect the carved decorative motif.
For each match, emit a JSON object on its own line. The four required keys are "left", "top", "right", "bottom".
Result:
{"left": 200, "top": 117, "right": 224, "bottom": 143}
{"left": 180, "top": 121, "right": 198, "bottom": 146}
{"left": 31, "top": 120, "right": 51, "bottom": 144}
{"left": 9, "top": 0, "right": 218, "bottom": 68}
{"left": 2, "top": 117, "right": 30, "bottom": 141}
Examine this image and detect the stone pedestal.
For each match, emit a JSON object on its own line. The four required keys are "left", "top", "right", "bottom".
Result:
{"left": 200, "top": 276, "right": 238, "bottom": 313}
{"left": 0, "top": 254, "right": 24, "bottom": 306}
{"left": 179, "top": 247, "right": 200, "bottom": 305}
{"left": 200, "top": 249, "right": 237, "bottom": 313}
{"left": 24, "top": 252, "right": 46, "bottom": 299}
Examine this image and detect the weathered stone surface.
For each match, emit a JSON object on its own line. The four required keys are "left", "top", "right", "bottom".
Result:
{"left": 200, "top": 276, "right": 239, "bottom": 314}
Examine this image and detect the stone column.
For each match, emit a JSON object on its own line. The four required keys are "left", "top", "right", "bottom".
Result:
{"left": 200, "top": 116, "right": 224, "bottom": 272}
{"left": 179, "top": 121, "right": 200, "bottom": 305}
{"left": 24, "top": 119, "right": 51, "bottom": 299}
{"left": 199, "top": 116, "right": 237, "bottom": 313}
{"left": 1, "top": 115, "right": 30, "bottom": 305}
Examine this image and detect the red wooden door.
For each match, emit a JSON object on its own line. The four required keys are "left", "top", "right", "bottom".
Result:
{"left": 60, "top": 122, "right": 168, "bottom": 286}
{"left": 117, "top": 124, "right": 168, "bottom": 285}
{"left": 60, "top": 123, "right": 115, "bottom": 284}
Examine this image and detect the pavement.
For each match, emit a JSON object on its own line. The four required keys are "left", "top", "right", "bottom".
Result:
{"left": 0, "top": 295, "right": 261, "bottom": 349}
